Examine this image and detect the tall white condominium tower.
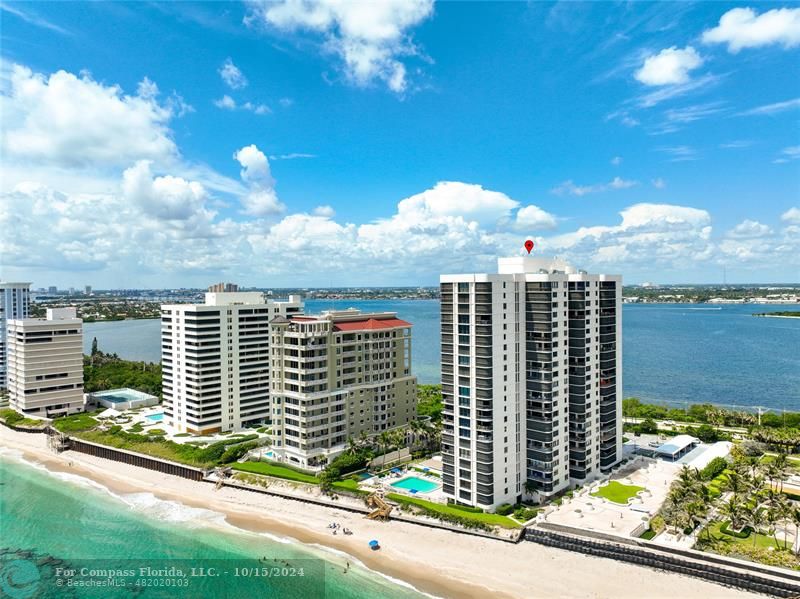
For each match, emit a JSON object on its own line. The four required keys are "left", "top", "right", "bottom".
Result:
{"left": 7, "top": 307, "right": 84, "bottom": 417}
{"left": 440, "top": 256, "right": 622, "bottom": 510}
{"left": 269, "top": 309, "right": 416, "bottom": 470}
{"left": 0, "top": 282, "right": 31, "bottom": 389}
{"left": 161, "top": 291, "right": 303, "bottom": 435}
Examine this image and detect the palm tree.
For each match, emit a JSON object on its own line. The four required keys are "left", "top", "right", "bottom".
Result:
{"left": 772, "top": 453, "right": 791, "bottom": 493}
{"left": 684, "top": 500, "right": 708, "bottom": 538}
{"left": 524, "top": 480, "right": 537, "bottom": 497}
{"left": 408, "top": 419, "right": 422, "bottom": 448}
{"left": 791, "top": 506, "right": 800, "bottom": 555}
{"left": 723, "top": 470, "right": 747, "bottom": 498}
{"left": 745, "top": 506, "right": 766, "bottom": 547}
{"left": 763, "top": 491, "right": 791, "bottom": 550}
{"left": 390, "top": 428, "right": 405, "bottom": 452}
{"left": 677, "top": 465, "right": 697, "bottom": 487}
{"left": 377, "top": 431, "right": 392, "bottom": 467}
{"left": 762, "top": 461, "right": 778, "bottom": 496}
{"left": 720, "top": 497, "right": 744, "bottom": 532}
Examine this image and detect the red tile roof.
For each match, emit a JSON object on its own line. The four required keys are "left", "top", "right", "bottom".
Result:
{"left": 333, "top": 318, "right": 411, "bottom": 332}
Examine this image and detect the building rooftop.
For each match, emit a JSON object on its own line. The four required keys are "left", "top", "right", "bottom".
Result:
{"left": 274, "top": 308, "right": 412, "bottom": 332}
{"left": 333, "top": 318, "right": 411, "bottom": 331}
{"left": 0, "top": 282, "right": 32, "bottom": 288}
{"left": 89, "top": 388, "right": 158, "bottom": 402}
{"left": 497, "top": 256, "right": 575, "bottom": 274}
{"left": 655, "top": 434, "right": 699, "bottom": 457}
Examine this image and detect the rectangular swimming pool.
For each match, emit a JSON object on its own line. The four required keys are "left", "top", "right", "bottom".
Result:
{"left": 390, "top": 476, "right": 439, "bottom": 494}
{"left": 145, "top": 413, "right": 164, "bottom": 422}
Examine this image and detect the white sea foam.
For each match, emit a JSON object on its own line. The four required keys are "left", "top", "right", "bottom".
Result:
{"left": 2, "top": 452, "right": 437, "bottom": 598}
{"left": 0, "top": 447, "right": 129, "bottom": 501}
{"left": 305, "top": 542, "right": 441, "bottom": 599}
{"left": 117, "top": 492, "right": 230, "bottom": 527}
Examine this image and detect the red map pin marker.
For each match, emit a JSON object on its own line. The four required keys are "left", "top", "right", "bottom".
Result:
{"left": 524, "top": 239, "right": 534, "bottom": 254}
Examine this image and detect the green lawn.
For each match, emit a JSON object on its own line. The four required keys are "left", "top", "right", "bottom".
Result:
{"left": 386, "top": 493, "right": 520, "bottom": 529}
{"left": 231, "top": 461, "right": 320, "bottom": 484}
{"left": 704, "top": 521, "right": 780, "bottom": 550}
{"left": 760, "top": 454, "right": 800, "bottom": 472}
{"left": 52, "top": 412, "right": 100, "bottom": 433}
{"left": 591, "top": 480, "right": 644, "bottom": 504}
{"left": 331, "top": 478, "right": 370, "bottom": 496}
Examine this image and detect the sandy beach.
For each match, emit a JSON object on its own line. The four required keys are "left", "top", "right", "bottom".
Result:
{"left": 0, "top": 426, "right": 757, "bottom": 599}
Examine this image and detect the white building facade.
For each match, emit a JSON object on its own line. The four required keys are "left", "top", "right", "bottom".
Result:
{"left": 7, "top": 307, "right": 84, "bottom": 417}
{"left": 440, "top": 257, "right": 622, "bottom": 510}
{"left": 0, "top": 282, "right": 31, "bottom": 389}
{"left": 161, "top": 292, "right": 303, "bottom": 435}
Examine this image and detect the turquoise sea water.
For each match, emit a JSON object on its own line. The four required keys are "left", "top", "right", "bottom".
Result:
{"left": 84, "top": 301, "right": 800, "bottom": 409}
{"left": 0, "top": 453, "right": 424, "bottom": 599}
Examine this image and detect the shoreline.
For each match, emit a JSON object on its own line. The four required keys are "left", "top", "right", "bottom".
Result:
{"left": 0, "top": 427, "right": 755, "bottom": 598}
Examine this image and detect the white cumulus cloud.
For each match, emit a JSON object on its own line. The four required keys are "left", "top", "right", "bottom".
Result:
{"left": 515, "top": 205, "right": 558, "bottom": 230}
{"left": 1, "top": 64, "right": 178, "bottom": 167}
{"left": 214, "top": 95, "right": 270, "bottom": 114}
{"left": 726, "top": 219, "right": 772, "bottom": 239}
{"left": 219, "top": 58, "right": 248, "bottom": 89}
{"left": 312, "top": 205, "right": 335, "bottom": 217}
{"left": 635, "top": 46, "right": 703, "bottom": 86}
{"left": 122, "top": 161, "right": 209, "bottom": 221}
{"left": 702, "top": 7, "right": 800, "bottom": 53}
{"left": 782, "top": 207, "right": 800, "bottom": 224}
{"left": 246, "top": 0, "right": 434, "bottom": 93}
{"left": 234, "top": 144, "right": 286, "bottom": 216}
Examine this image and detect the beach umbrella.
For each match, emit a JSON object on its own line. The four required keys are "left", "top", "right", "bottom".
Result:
{"left": 369, "top": 540, "right": 379, "bottom": 549}
{"left": 410, "top": 489, "right": 418, "bottom": 494}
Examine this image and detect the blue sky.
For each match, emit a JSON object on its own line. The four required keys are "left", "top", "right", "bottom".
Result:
{"left": 1, "top": 1, "right": 798, "bottom": 288}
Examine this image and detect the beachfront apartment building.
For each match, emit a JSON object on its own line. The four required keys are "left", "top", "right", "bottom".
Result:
{"left": 440, "top": 256, "right": 622, "bottom": 510}
{"left": 269, "top": 309, "right": 416, "bottom": 470}
{"left": 6, "top": 307, "right": 84, "bottom": 417}
{"left": 0, "top": 282, "right": 31, "bottom": 390}
{"left": 161, "top": 292, "right": 303, "bottom": 435}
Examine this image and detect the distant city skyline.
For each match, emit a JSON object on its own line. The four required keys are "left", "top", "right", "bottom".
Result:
{"left": 1, "top": 2, "right": 799, "bottom": 287}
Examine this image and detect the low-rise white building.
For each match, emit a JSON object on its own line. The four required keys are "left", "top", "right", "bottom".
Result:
{"left": 7, "top": 307, "right": 84, "bottom": 417}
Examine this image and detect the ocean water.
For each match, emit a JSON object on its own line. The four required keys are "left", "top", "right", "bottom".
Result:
{"left": 83, "top": 301, "right": 800, "bottom": 410}
{"left": 0, "top": 451, "right": 424, "bottom": 599}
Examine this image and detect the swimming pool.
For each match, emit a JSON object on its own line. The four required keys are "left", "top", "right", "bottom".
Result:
{"left": 390, "top": 476, "right": 440, "bottom": 494}
{"left": 145, "top": 413, "right": 164, "bottom": 422}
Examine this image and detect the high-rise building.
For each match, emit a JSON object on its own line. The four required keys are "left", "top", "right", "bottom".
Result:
{"left": 85, "top": 285, "right": 92, "bottom": 295}
{"left": 0, "top": 282, "right": 31, "bottom": 389}
{"left": 47, "top": 286, "right": 57, "bottom": 294}
{"left": 440, "top": 256, "right": 622, "bottom": 510}
{"left": 161, "top": 292, "right": 303, "bottom": 435}
{"left": 7, "top": 307, "right": 84, "bottom": 417}
{"left": 269, "top": 309, "right": 416, "bottom": 470}
{"left": 208, "top": 282, "right": 239, "bottom": 293}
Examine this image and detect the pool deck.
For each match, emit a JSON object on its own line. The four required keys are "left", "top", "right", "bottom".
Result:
{"left": 93, "top": 406, "right": 269, "bottom": 447}
{"left": 542, "top": 457, "right": 679, "bottom": 538}
{"left": 360, "top": 468, "right": 445, "bottom": 501}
